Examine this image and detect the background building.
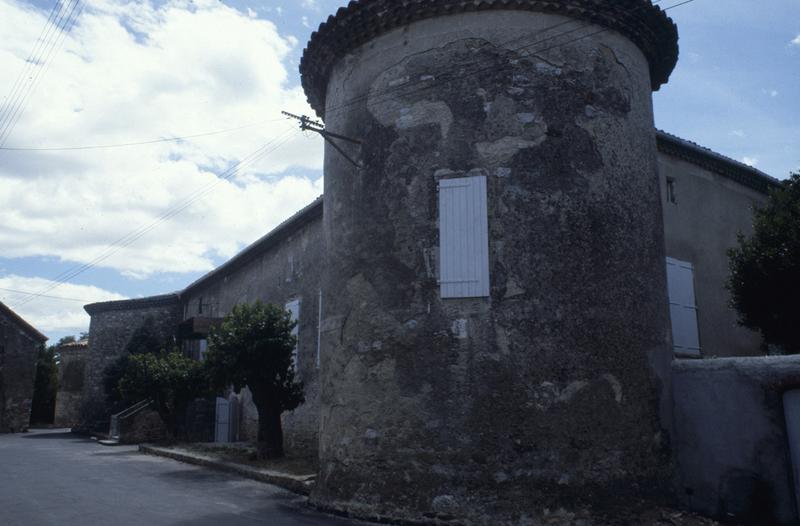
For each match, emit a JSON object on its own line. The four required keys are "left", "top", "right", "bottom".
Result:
{"left": 0, "top": 301, "right": 47, "bottom": 433}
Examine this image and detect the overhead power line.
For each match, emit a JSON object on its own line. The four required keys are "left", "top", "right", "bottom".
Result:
{"left": 0, "top": 0, "right": 85, "bottom": 148}
{"left": 0, "top": 286, "right": 93, "bottom": 303}
{"left": 0, "top": 1, "right": 62, "bottom": 129}
{"left": 0, "top": 116, "right": 290, "bottom": 152}
{"left": 13, "top": 126, "right": 301, "bottom": 308}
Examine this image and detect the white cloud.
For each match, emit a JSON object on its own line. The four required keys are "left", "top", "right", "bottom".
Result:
{"left": 0, "top": 274, "right": 126, "bottom": 336}
{"left": 740, "top": 156, "right": 760, "bottom": 167}
{"left": 729, "top": 130, "right": 745, "bottom": 138}
{"left": 0, "top": 0, "right": 324, "bottom": 278}
{"left": 792, "top": 35, "right": 800, "bottom": 46}
{"left": 301, "top": 0, "right": 320, "bottom": 12}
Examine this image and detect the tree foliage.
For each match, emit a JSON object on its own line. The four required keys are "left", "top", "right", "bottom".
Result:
{"left": 29, "top": 341, "right": 61, "bottom": 425}
{"left": 206, "top": 302, "right": 304, "bottom": 459}
{"left": 728, "top": 173, "right": 800, "bottom": 353}
{"left": 102, "top": 317, "right": 166, "bottom": 403}
{"left": 118, "top": 351, "right": 209, "bottom": 437}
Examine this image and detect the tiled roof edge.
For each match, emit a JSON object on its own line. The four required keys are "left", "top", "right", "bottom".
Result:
{"left": 300, "top": 0, "right": 679, "bottom": 118}
{"left": 656, "top": 130, "right": 782, "bottom": 195}
{"left": 0, "top": 301, "right": 48, "bottom": 342}
{"left": 182, "top": 196, "right": 324, "bottom": 297}
{"left": 84, "top": 293, "right": 181, "bottom": 315}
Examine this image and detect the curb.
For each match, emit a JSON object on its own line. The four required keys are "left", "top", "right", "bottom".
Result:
{"left": 138, "top": 445, "right": 315, "bottom": 496}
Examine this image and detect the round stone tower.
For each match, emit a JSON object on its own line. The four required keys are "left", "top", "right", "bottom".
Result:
{"left": 300, "top": 1, "right": 679, "bottom": 523}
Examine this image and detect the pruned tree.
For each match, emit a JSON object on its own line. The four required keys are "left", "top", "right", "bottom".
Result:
{"left": 118, "top": 351, "right": 209, "bottom": 438}
{"left": 205, "top": 302, "right": 304, "bottom": 459}
{"left": 728, "top": 172, "right": 800, "bottom": 354}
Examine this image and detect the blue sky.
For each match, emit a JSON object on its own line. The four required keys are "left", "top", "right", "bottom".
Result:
{"left": 0, "top": 0, "right": 797, "bottom": 342}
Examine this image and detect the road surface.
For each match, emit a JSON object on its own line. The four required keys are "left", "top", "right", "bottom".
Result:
{"left": 0, "top": 429, "right": 366, "bottom": 526}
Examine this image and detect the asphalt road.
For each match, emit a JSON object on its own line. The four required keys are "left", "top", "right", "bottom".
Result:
{"left": 0, "top": 429, "right": 366, "bottom": 526}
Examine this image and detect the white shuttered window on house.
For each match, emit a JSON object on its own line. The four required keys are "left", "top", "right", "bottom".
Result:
{"left": 285, "top": 299, "right": 300, "bottom": 371}
{"left": 439, "top": 176, "right": 490, "bottom": 298}
{"left": 666, "top": 257, "right": 701, "bottom": 356}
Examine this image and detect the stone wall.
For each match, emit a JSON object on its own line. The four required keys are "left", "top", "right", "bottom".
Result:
{"left": 672, "top": 357, "right": 800, "bottom": 525}
{"left": 181, "top": 200, "right": 324, "bottom": 458}
{"left": 54, "top": 343, "right": 89, "bottom": 428}
{"left": 0, "top": 305, "right": 45, "bottom": 433}
{"left": 306, "top": 6, "right": 677, "bottom": 524}
{"left": 79, "top": 295, "right": 181, "bottom": 433}
{"left": 659, "top": 142, "right": 771, "bottom": 358}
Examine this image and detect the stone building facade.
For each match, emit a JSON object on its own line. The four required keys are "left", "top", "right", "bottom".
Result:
{"left": 0, "top": 301, "right": 47, "bottom": 433}
{"left": 54, "top": 339, "right": 89, "bottom": 428}
{"left": 178, "top": 198, "right": 324, "bottom": 456}
{"left": 79, "top": 1, "right": 789, "bottom": 523}
{"left": 78, "top": 294, "right": 180, "bottom": 433}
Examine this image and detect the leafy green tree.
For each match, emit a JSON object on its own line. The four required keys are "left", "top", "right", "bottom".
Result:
{"left": 118, "top": 351, "right": 209, "bottom": 438}
{"left": 30, "top": 340, "right": 62, "bottom": 425}
{"left": 728, "top": 173, "right": 800, "bottom": 353}
{"left": 206, "top": 302, "right": 304, "bottom": 459}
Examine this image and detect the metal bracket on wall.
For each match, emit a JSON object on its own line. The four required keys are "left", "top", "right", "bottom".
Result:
{"left": 282, "top": 111, "right": 362, "bottom": 168}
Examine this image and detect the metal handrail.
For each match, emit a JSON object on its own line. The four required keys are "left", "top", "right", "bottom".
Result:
{"left": 109, "top": 399, "right": 152, "bottom": 440}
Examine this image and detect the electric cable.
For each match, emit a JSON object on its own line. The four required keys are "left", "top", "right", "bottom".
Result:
{"left": 0, "top": 0, "right": 85, "bottom": 147}
{"left": 13, "top": 126, "right": 301, "bottom": 307}
{"left": 0, "top": 286, "right": 93, "bottom": 303}
{"left": 0, "top": 0, "right": 63, "bottom": 130}
{"left": 16, "top": 127, "right": 298, "bottom": 305}
{"left": 0, "top": 116, "right": 291, "bottom": 151}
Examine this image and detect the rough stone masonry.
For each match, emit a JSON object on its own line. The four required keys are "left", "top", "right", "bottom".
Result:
{"left": 0, "top": 301, "right": 47, "bottom": 433}
{"left": 300, "top": 1, "right": 680, "bottom": 523}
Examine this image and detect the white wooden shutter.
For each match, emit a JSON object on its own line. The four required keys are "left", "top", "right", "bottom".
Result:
{"left": 439, "top": 176, "right": 490, "bottom": 298}
{"left": 285, "top": 299, "right": 300, "bottom": 370}
{"left": 666, "top": 257, "right": 701, "bottom": 356}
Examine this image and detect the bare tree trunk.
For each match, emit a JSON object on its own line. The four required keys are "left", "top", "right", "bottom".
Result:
{"left": 255, "top": 399, "right": 284, "bottom": 459}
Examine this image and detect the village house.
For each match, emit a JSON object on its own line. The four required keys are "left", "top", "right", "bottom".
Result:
{"left": 0, "top": 301, "right": 47, "bottom": 433}
{"left": 77, "top": 1, "right": 798, "bottom": 524}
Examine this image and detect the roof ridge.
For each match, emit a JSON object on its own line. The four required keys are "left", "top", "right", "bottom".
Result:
{"left": 0, "top": 301, "right": 48, "bottom": 342}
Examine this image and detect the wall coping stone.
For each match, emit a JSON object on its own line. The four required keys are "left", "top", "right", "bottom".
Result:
{"left": 673, "top": 355, "right": 800, "bottom": 389}
{"left": 84, "top": 293, "right": 180, "bottom": 315}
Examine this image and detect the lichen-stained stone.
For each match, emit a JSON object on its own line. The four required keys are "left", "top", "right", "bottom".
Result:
{"left": 302, "top": 2, "right": 678, "bottom": 524}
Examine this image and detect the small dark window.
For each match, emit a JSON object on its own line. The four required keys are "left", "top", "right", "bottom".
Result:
{"left": 666, "top": 178, "right": 677, "bottom": 204}
{"left": 198, "top": 297, "right": 203, "bottom": 315}
{"left": 0, "top": 345, "right": 4, "bottom": 355}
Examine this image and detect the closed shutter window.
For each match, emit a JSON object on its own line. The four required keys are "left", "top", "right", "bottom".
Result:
{"left": 439, "top": 176, "right": 490, "bottom": 298}
{"left": 666, "top": 257, "right": 701, "bottom": 356}
{"left": 285, "top": 299, "right": 301, "bottom": 370}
